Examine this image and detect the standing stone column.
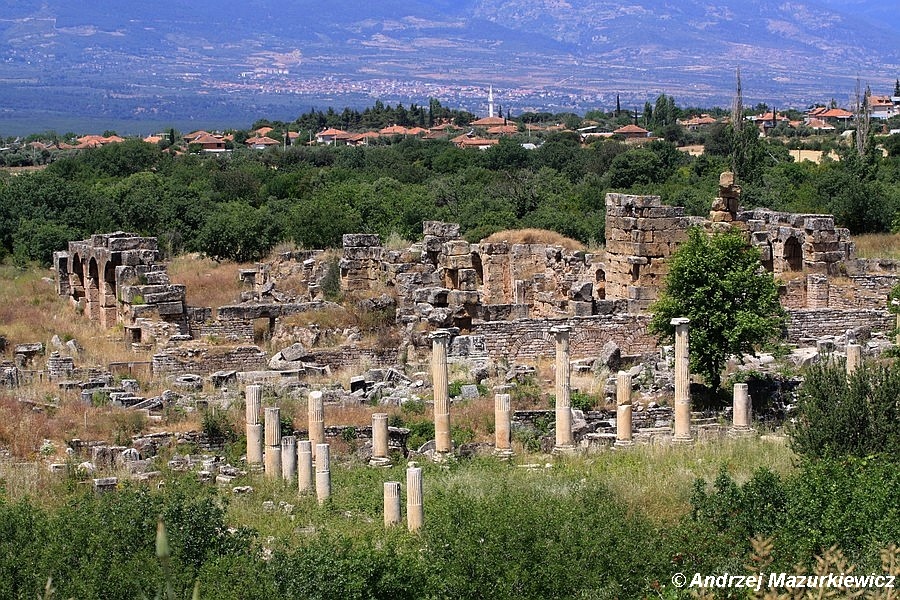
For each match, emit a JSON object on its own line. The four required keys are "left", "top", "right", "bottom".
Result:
{"left": 730, "top": 383, "right": 753, "bottom": 436}
{"left": 494, "top": 393, "right": 513, "bottom": 457}
{"left": 406, "top": 463, "right": 423, "bottom": 532}
{"left": 245, "top": 385, "right": 264, "bottom": 467}
{"left": 297, "top": 440, "right": 313, "bottom": 494}
{"left": 370, "top": 412, "right": 391, "bottom": 467}
{"left": 264, "top": 407, "right": 282, "bottom": 478}
{"left": 281, "top": 436, "right": 297, "bottom": 482}
{"left": 308, "top": 391, "right": 325, "bottom": 459}
{"left": 614, "top": 371, "right": 634, "bottom": 448}
{"left": 315, "top": 443, "right": 331, "bottom": 505}
{"left": 430, "top": 330, "right": 452, "bottom": 456}
{"left": 846, "top": 344, "right": 862, "bottom": 375}
{"left": 671, "top": 318, "right": 693, "bottom": 443}
{"left": 551, "top": 325, "right": 575, "bottom": 453}
{"left": 384, "top": 481, "right": 402, "bottom": 527}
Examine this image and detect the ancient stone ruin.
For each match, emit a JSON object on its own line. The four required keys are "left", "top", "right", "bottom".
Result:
{"left": 48, "top": 175, "right": 899, "bottom": 384}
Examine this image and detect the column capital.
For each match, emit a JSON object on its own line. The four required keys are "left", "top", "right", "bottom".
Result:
{"left": 429, "top": 328, "right": 454, "bottom": 341}
{"left": 670, "top": 317, "right": 690, "bottom": 326}
{"left": 549, "top": 324, "right": 572, "bottom": 334}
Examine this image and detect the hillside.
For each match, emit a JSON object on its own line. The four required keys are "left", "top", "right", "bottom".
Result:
{"left": 0, "top": 1, "right": 898, "bottom": 134}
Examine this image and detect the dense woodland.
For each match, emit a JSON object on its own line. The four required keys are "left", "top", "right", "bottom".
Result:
{"left": 2, "top": 98, "right": 900, "bottom": 265}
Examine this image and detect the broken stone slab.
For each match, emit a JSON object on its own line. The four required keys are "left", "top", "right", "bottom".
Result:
{"left": 459, "top": 384, "right": 480, "bottom": 399}
{"left": 14, "top": 343, "right": 44, "bottom": 356}
{"left": 210, "top": 370, "right": 237, "bottom": 388}
{"left": 279, "top": 342, "right": 307, "bottom": 362}
{"left": 174, "top": 374, "right": 203, "bottom": 391}
{"left": 598, "top": 340, "right": 622, "bottom": 371}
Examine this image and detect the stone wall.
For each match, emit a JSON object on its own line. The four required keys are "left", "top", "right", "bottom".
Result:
{"left": 471, "top": 312, "right": 655, "bottom": 361}
{"left": 151, "top": 345, "right": 267, "bottom": 377}
{"left": 604, "top": 193, "right": 700, "bottom": 312}
{"left": 785, "top": 308, "right": 894, "bottom": 343}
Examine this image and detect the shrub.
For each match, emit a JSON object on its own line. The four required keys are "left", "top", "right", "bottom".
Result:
{"left": 789, "top": 359, "right": 900, "bottom": 460}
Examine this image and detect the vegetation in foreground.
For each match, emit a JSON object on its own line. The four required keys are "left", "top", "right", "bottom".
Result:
{"left": 2, "top": 356, "right": 900, "bottom": 599}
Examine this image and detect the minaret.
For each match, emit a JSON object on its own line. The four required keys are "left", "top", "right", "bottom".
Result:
{"left": 488, "top": 85, "right": 495, "bottom": 118}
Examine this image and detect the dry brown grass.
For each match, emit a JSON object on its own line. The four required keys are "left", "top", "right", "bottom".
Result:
{"left": 481, "top": 228, "right": 586, "bottom": 251}
{"left": 167, "top": 254, "right": 251, "bottom": 308}
{"left": 0, "top": 264, "right": 146, "bottom": 366}
{"left": 852, "top": 232, "right": 900, "bottom": 260}
{"left": 0, "top": 394, "right": 159, "bottom": 459}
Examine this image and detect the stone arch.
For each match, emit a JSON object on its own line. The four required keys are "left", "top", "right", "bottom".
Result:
{"left": 595, "top": 267, "right": 606, "bottom": 299}
{"left": 784, "top": 236, "right": 803, "bottom": 271}
{"left": 762, "top": 242, "right": 774, "bottom": 272}
{"left": 509, "top": 329, "right": 553, "bottom": 360}
{"left": 471, "top": 251, "right": 484, "bottom": 287}
{"left": 70, "top": 252, "right": 85, "bottom": 301}
{"left": 99, "top": 259, "right": 118, "bottom": 327}
{"left": 86, "top": 257, "right": 100, "bottom": 321}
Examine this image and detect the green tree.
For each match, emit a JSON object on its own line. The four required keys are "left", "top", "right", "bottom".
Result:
{"left": 195, "top": 202, "right": 279, "bottom": 262}
{"left": 789, "top": 360, "right": 900, "bottom": 461}
{"left": 648, "top": 227, "right": 786, "bottom": 390}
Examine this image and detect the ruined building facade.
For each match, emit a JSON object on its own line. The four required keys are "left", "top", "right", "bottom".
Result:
{"left": 54, "top": 177, "right": 900, "bottom": 374}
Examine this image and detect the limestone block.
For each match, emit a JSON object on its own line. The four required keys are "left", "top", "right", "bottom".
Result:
{"left": 443, "top": 254, "right": 473, "bottom": 270}
{"left": 627, "top": 286, "right": 657, "bottom": 301}
{"left": 570, "top": 301, "right": 594, "bottom": 317}
{"left": 478, "top": 242, "right": 510, "bottom": 254}
{"left": 457, "top": 269, "right": 478, "bottom": 291}
{"left": 343, "top": 246, "right": 383, "bottom": 260}
{"left": 804, "top": 217, "right": 834, "bottom": 231}
{"left": 144, "top": 289, "right": 186, "bottom": 304}
{"left": 422, "top": 236, "right": 444, "bottom": 253}
{"left": 342, "top": 234, "right": 381, "bottom": 248}
{"left": 443, "top": 240, "right": 470, "bottom": 256}
{"left": 155, "top": 301, "right": 184, "bottom": 316}
{"left": 423, "top": 221, "right": 461, "bottom": 238}
{"left": 448, "top": 290, "right": 481, "bottom": 306}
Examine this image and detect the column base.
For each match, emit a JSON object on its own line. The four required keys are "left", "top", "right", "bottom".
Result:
{"left": 431, "top": 450, "right": 454, "bottom": 463}
{"left": 727, "top": 427, "right": 756, "bottom": 438}
{"left": 369, "top": 456, "right": 393, "bottom": 468}
{"left": 672, "top": 435, "right": 695, "bottom": 445}
{"left": 552, "top": 444, "right": 577, "bottom": 456}
{"left": 613, "top": 439, "right": 634, "bottom": 449}
{"left": 493, "top": 448, "right": 515, "bottom": 460}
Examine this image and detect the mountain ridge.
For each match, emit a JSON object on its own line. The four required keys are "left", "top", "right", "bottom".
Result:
{"left": 0, "top": 1, "right": 897, "bottom": 134}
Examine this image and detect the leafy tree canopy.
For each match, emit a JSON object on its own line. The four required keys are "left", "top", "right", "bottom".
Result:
{"left": 649, "top": 227, "right": 786, "bottom": 390}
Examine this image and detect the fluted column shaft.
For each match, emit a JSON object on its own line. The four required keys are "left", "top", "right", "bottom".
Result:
{"left": 551, "top": 325, "right": 574, "bottom": 450}
{"left": 308, "top": 391, "right": 325, "bottom": 458}
{"left": 846, "top": 344, "right": 862, "bottom": 375}
{"left": 384, "top": 481, "right": 402, "bottom": 527}
{"left": 615, "top": 371, "right": 633, "bottom": 447}
{"left": 264, "top": 407, "right": 282, "bottom": 477}
{"left": 494, "top": 393, "right": 512, "bottom": 453}
{"left": 245, "top": 385, "right": 263, "bottom": 465}
{"left": 298, "top": 440, "right": 313, "bottom": 493}
{"left": 732, "top": 383, "right": 751, "bottom": 431}
{"left": 315, "top": 443, "right": 331, "bottom": 505}
{"left": 281, "top": 436, "right": 297, "bottom": 481}
{"left": 431, "top": 330, "right": 452, "bottom": 454}
{"left": 406, "top": 465, "right": 423, "bottom": 532}
{"left": 372, "top": 413, "right": 389, "bottom": 458}
{"left": 671, "top": 318, "right": 693, "bottom": 442}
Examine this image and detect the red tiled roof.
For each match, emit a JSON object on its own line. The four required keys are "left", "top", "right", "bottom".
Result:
{"left": 486, "top": 124, "right": 519, "bottom": 135}
{"left": 613, "top": 124, "right": 650, "bottom": 135}
{"left": 471, "top": 116, "right": 506, "bottom": 127}
{"left": 245, "top": 136, "right": 280, "bottom": 146}
{"left": 379, "top": 125, "right": 409, "bottom": 135}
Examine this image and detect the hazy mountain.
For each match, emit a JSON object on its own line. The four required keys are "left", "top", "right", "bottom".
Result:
{"left": 0, "top": 0, "right": 897, "bottom": 134}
